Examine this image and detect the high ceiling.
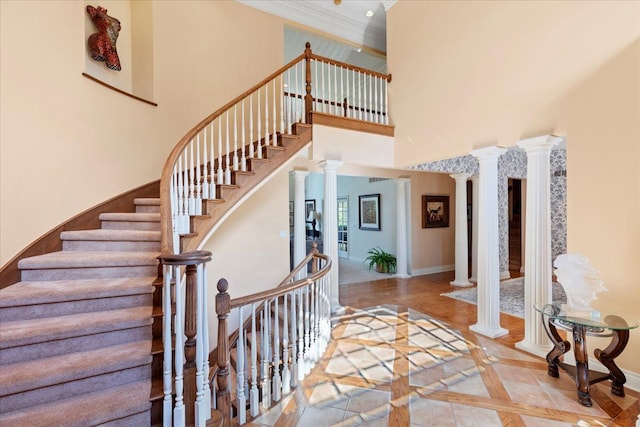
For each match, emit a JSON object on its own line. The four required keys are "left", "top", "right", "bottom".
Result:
{"left": 236, "top": 0, "right": 395, "bottom": 54}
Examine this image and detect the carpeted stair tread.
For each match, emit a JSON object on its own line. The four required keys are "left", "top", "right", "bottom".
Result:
{"left": 134, "top": 198, "right": 160, "bottom": 205}
{"left": 0, "top": 380, "right": 151, "bottom": 427}
{"left": 0, "top": 340, "right": 152, "bottom": 396}
{"left": 0, "top": 276, "right": 155, "bottom": 307}
{"left": 17, "top": 251, "right": 159, "bottom": 269}
{"left": 0, "top": 306, "right": 152, "bottom": 349}
{"left": 60, "top": 229, "right": 160, "bottom": 241}
{"left": 99, "top": 212, "right": 160, "bottom": 222}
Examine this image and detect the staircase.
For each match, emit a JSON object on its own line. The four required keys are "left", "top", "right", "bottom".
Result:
{"left": 0, "top": 42, "right": 392, "bottom": 426}
{"left": 0, "top": 198, "right": 161, "bottom": 426}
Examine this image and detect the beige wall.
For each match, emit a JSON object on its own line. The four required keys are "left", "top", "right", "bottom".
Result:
{"left": 388, "top": 1, "right": 640, "bottom": 374}
{"left": 203, "top": 167, "right": 291, "bottom": 346}
{"left": 0, "top": 0, "right": 285, "bottom": 265}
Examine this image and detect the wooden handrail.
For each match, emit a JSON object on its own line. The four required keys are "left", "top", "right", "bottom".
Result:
{"left": 308, "top": 53, "right": 392, "bottom": 82}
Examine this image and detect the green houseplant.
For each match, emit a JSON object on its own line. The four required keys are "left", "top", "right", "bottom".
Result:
{"left": 365, "top": 247, "right": 397, "bottom": 273}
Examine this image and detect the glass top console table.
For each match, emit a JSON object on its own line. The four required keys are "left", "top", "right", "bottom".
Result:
{"left": 534, "top": 303, "right": 638, "bottom": 407}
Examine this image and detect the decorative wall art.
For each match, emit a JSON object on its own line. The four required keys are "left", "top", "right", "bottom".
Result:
{"left": 86, "top": 5, "right": 122, "bottom": 71}
{"left": 359, "top": 194, "right": 381, "bottom": 231}
{"left": 422, "top": 195, "right": 449, "bottom": 228}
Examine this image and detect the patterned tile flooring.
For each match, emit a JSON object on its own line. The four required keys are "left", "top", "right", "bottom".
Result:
{"left": 247, "top": 305, "right": 640, "bottom": 426}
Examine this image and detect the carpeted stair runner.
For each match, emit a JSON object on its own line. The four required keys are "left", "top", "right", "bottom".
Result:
{"left": 0, "top": 197, "right": 160, "bottom": 425}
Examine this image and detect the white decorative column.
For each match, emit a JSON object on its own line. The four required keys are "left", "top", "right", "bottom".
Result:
{"left": 291, "top": 170, "right": 309, "bottom": 279}
{"left": 396, "top": 178, "right": 410, "bottom": 278}
{"left": 469, "top": 147, "right": 508, "bottom": 338}
{"left": 450, "top": 173, "right": 472, "bottom": 286}
{"left": 319, "top": 160, "right": 343, "bottom": 313}
{"left": 515, "top": 135, "right": 563, "bottom": 357}
{"left": 469, "top": 174, "right": 479, "bottom": 283}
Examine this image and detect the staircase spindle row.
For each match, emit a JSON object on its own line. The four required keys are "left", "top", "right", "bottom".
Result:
{"left": 212, "top": 248, "right": 331, "bottom": 426}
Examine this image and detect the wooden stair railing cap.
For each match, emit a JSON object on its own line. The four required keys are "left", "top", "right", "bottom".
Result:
{"left": 160, "top": 250, "right": 212, "bottom": 266}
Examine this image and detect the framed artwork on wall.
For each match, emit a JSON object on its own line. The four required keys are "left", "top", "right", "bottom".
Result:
{"left": 422, "top": 195, "right": 449, "bottom": 228}
{"left": 359, "top": 194, "right": 381, "bottom": 231}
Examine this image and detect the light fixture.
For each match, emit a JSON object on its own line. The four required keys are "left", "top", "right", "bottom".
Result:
{"left": 365, "top": 10, "right": 375, "bottom": 17}
{"left": 334, "top": 0, "right": 341, "bottom": 4}
{"left": 356, "top": 47, "right": 362, "bottom": 53}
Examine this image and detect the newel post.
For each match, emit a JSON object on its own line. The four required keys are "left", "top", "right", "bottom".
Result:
{"left": 216, "top": 278, "right": 231, "bottom": 427}
{"left": 311, "top": 241, "right": 319, "bottom": 273}
{"left": 304, "top": 42, "right": 313, "bottom": 124}
{"left": 183, "top": 263, "right": 198, "bottom": 426}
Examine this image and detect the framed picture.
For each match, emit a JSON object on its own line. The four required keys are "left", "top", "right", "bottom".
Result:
{"left": 305, "top": 199, "right": 316, "bottom": 219}
{"left": 422, "top": 195, "right": 449, "bottom": 228}
{"left": 359, "top": 194, "right": 381, "bottom": 231}
{"left": 289, "top": 201, "right": 294, "bottom": 228}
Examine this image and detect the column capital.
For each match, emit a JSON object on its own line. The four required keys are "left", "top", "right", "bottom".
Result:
{"left": 396, "top": 177, "right": 410, "bottom": 184}
{"left": 470, "top": 146, "right": 507, "bottom": 160}
{"left": 517, "top": 135, "right": 563, "bottom": 153}
{"left": 470, "top": 174, "right": 479, "bottom": 183}
{"left": 318, "top": 160, "right": 343, "bottom": 171}
{"left": 290, "top": 170, "right": 309, "bottom": 180}
{"left": 449, "top": 173, "right": 471, "bottom": 181}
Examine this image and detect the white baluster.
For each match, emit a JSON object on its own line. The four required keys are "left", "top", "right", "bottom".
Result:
{"left": 280, "top": 74, "right": 285, "bottom": 135}
{"left": 177, "top": 155, "right": 187, "bottom": 237}
{"left": 241, "top": 100, "right": 247, "bottom": 171}
{"left": 313, "top": 59, "right": 318, "bottom": 113}
{"left": 358, "top": 71, "right": 362, "bottom": 120}
{"left": 272, "top": 297, "right": 281, "bottom": 402}
{"left": 294, "top": 62, "right": 306, "bottom": 123}
{"left": 195, "top": 136, "right": 202, "bottom": 214}
{"left": 272, "top": 78, "right": 277, "bottom": 146}
{"left": 375, "top": 76, "right": 380, "bottom": 124}
{"left": 340, "top": 66, "right": 344, "bottom": 118}
{"left": 281, "top": 293, "right": 291, "bottom": 394}
{"left": 202, "top": 129, "right": 209, "bottom": 200}
{"left": 208, "top": 123, "right": 216, "bottom": 200}
{"left": 174, "top": 267, "right": 186, "bottom": 426}
{"left": 233, "top": 104, "right": 239, "bottom": 171}
{"left": 327, "top": 62, "right": 332, "bottom": 115}
{"left": 333, "top": 63, "right": 338, "bottom": 115}
{"left": 303, "top": 286, "right": 311, "bottom": 375}
{"left": 264, "top": 81, "right": 269, "bottom": 151}
{"left": 162, "top": 265, "right": 173, "bottom": 427}
{"left": 257, "top": 90, "right": 263, "bottom": 159}
{"left": 384, "top": 78, "right": 389, "bottom": 125}
{"left": 217, "top": 117, "right": 223, "bottom": 186}
{"left": 352, "top": 68, "right": 356, "bottom": 119}
{"left": 321, "top": 61, "right": 326, "bottom": 114}
{"left": 297, "top": 289, "right": 305, "bottom": 380}
{"left": 290, "top": 289, "right": 297, "bottom": 388}
{"left": 195, "top": 263, "right": 207, "bottom": 425}
{"left": 249, "top": 94, "right": 254, "bottom": 159}
{"left": 187, "top": 143, "right": 195, "bottom": 216}
{"left": 310, "top": 281, "right": 317, "bottom": 363}
{"left": 225, "top": 112, "right": 231, "bottom": 185}
{"left": 261, "top": 300, "right": 271, "bottom": 408}
{"left": 236, "top": 306, "right": 246, "bottom": 425}
{"left": 286, "top": 70, "right": 292, "bottom": 134}
{"left": 250, "top": 304, "right": 259, "bottom": 417}
{"left": 363, "top": 73, "right": 368, "bottom": 122}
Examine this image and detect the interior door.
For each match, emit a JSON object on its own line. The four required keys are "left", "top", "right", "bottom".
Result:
{"left": 337, "top": 197, "right": 348, "bottom": 258}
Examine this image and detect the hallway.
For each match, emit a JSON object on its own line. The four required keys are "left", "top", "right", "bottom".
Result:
{"left": 247, "top": 272, "right": 639, "bottom": 426}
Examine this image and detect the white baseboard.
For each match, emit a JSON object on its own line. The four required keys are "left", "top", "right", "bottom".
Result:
{"left": 562, "top": 352, "right": 640, "bottom": 393}
{"left": 411, "top": 264, "right": 455, "bottom": 276}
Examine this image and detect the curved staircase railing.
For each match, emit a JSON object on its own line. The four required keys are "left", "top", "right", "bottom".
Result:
{"left": 159, "top": 42, "right": 392, "bottom": 256}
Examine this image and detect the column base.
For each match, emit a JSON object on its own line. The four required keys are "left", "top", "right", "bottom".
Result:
{"left": 469, "top": 277, "right": 477, "bottom": 283}
{"left": 500, "top": 271, "right": 511, "bottom": 280}
{"left": 396, "top": 273, "right": 411, "bottom": 279}
{"left": 331, "top": 304, "right": 346, "bottom": 316}
{"left": 470, "top": 323, "right": 508, "bottom": 338}
{"left": 450, "top": 279, "right": 473, "bottom": 287}
{"left": 515, "top": 340, "right": 553, "bottom": 359}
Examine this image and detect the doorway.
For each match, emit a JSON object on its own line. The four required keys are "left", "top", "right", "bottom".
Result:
{"left": 337, "top": 197, "right": 348, "bottom": 258}
{"left": 508, "top": 179, "right": 522, "bottom": 272}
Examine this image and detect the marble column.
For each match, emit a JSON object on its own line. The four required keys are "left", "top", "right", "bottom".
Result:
{"left": 469, "top": 147, "right": 508, "bottom": 338}
{"left": 469, "top": 174, "right": 479, "bottom": 283}
{"left": 515, "top": 135, "right": 563, "bottom": 357}
{"left": 319, "top": 160, "right": 343, "bottom": 313}
{"left": 450, "top": 173, "right": 472, "bottom": 287}
{"left": 291, "top": 170, "right": 309, "bottom": 279}
{"left": 395, "top": 178, "right": 410, "bottom": 278}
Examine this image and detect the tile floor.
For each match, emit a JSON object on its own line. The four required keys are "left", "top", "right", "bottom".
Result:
{"left": 246, "top": 304, "right": 640, "bottom": 427}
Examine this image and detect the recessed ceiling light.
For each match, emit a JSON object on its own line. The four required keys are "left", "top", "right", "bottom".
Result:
{"left": 356, "top": 48, "right": 362, "bottom": 53}
{"left": 365, "top": 10, "right": 374, "bottom": 17}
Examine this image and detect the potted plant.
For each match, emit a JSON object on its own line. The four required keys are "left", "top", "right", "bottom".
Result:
{"left": 365, "top": 247, "right": 397, "bottom": 273}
